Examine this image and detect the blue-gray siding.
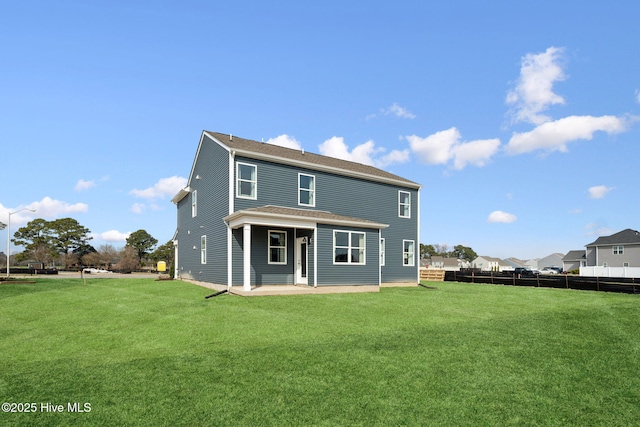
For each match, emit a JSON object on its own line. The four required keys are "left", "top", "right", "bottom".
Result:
{"left": 233, "top": 155, "right": 418, "bottom": 283}
{"left": 176, "top": 135, "right": 229, "bottom": 284}
{"left": 231, "top": 226, "right": 315, "bottom": 286}
{"left": 316, "top": 224, "right": 379, "bottom": 286}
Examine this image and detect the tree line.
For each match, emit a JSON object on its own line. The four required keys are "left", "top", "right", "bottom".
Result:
{"left": 420, "top": 243, "right": 477, "bottom": 262}
{"left": 8, "top": 217, "right": 173, "bottom": 271}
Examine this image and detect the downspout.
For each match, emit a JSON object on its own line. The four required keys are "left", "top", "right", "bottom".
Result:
{"left": 227, "top": 150, "right": 235, "bottom": 291}
{"left": 416, "top": 187, "right": 421, "bottom": 284}
{"left": 313, "top": 225, "right": 318, "bottom": 288}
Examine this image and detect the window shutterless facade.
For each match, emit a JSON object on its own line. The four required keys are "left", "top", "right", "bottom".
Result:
{"left": 613, "top": 245, "right": 624, "bottom": 255}
{"left": 268, "top": 230, "right": 287, "bottom": 264}
{"left": 298, "top": 173, "right": 315, "bottom": 206}
{"left": 334, "top": 230, "right": 366, "bottom": 264}
{"left": 201, "top": 235, "right": 206, "bottom": 264}
{"left": 191, "top": 190, "right": 198, "bottom": 217}
{"left": 399, "top": 191, "right": 411, "bottom": 218}
{"left": 236, "top": 162, "right": 257, "bottom": 199}
{"left": 403, "top": 240, "right": 415, "bottom": 266}
{"left": 380, "top": 238, "right": 385, "bottom": 267}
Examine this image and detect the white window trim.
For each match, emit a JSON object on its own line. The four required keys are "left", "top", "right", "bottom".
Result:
{"left": 380, "top": 237, "right": 386, "bottom": 267}
{"left": 399, "top": 191, "right": 411, "bottom": 218}
{"left": 298, "top": 173, "right": 316, "bottom": 207}
{"left": 613, "top": 245, "right": 624, "bottom": 255}
{"left": 333, "top": 230, "right": 366, "bottom": 265}
{"left": 201, "top": 235, "right": 207, "bottom": 264}
{"left": 403, "top": 239, "right": 415, "bottom": 266}
{"left": 268, "top": 229, "right": 287, "bottom": 265}
{"left": 236, "top": 162, "right": 257, "bottom": 200}
{"left": 191, "top": 190, "right": 197, "bottom": 217}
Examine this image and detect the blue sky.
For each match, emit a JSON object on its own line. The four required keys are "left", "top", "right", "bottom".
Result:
{"left": 1, "top": 1, "right": 639, "bottom": 260}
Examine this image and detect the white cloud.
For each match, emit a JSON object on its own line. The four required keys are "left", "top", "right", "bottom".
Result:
{"left": 0, "top": 198, "right": 88, "bottom": 227}
{"left": 265, "top": 134, "right": 302, "bottom": 150}
{"left": 487, "top": 210, "right": 517, "bottom": 223}
{"left": 98, "top": 230, "right": 131, "bottom": 242}
{"left": 588, "top": 185, "right": 614, "bottom": 199}
{"left": 506, "top": 46, "right": 566, "bottom": 125}
{"left": 317, "top": 136, "right": 409, "bottom": 168}
{"left": 382, "top": 103, "right": 416, "bottom": 119}
{"left": 130, "top": 176, "right": 188, "bottom": 200}
{"left": 31, "top": 197, "right": 88, "bottom": 218}
{"left": 584, "top": 222, "right": 613, "bottom": 238}
{"left": 366, "top": 103, "right": 416, "bottom": 120}
{"left": 506, "top": 115, "right": 628, "bottom": 155}
{"left": 377, "top": 149, "right": 411, "bottom": 168}
{"left": 635, "top": 89, "right": 640, "bottom": 104}
{"left": 451, "top": 138, "right": 501, "bottom": 170}
{"left": 131, "top": 203, "right": 146, "bottom": 214}
{"left": 407, "top": 128, "right": 459, "bottom": 165}
{"left": 0, "top": 204, "right": 37, "bottom": 227}
{"left": 75, "top": 179, "right": 95, "bottom": 192}
{"left": 406, "top": 128, "right": 500, "bottom": 169}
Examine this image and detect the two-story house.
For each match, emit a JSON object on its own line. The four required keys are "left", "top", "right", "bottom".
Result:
{"left": 585, "top": 228, "right": 640, "bottom": 268}
{"left": 171, "top": 131, "right": 421, "bottom": 292}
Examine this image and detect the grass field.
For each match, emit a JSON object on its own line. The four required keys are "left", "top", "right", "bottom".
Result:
{"left": 1, "top": 278, "right": 639, "bottom": 426}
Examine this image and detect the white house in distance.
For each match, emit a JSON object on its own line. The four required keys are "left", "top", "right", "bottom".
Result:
{"left": 472, "top": 256, "right": 511, "bottom": 272}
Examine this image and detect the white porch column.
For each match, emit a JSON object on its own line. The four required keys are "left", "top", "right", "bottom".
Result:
{"left": 243, "top": 224, "right": 252, "bottom": 291}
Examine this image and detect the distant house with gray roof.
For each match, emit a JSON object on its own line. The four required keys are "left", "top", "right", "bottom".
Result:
{"left": 562, "top": 250, "right": 586, "bottom": 272}
{"left": 585, "top": 228, "right": 640, "bottom": 268}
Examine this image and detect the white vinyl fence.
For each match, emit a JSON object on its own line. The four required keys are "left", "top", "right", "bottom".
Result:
{"left": 580, "top": 266, "right": 640, "bottom": 278}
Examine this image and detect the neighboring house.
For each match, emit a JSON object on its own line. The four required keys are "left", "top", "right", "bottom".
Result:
{"left": 585, "top": 229, "right": 640, "bottom": 268}
{"left": 524, "top": 258, "right": 540, "bottom": 270}
{"left": 537, "top": 253, "right": 565, "bottom": 270}
{"left": 172, "top": 131, "right": 421, "bottom": 291}
{"left": 562, "top": 250, "right": 586, "bottom": 272}
{"left": 428, "top": 256, "right": 461, "bottom": 271}
{"left": 472, "top": 256, "right": 510, "bottom": 272}
{"left": 503, "top": 257, "right": 527, "bottom": 270}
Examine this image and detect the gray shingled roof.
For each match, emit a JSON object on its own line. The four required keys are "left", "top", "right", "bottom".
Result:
{"left": 205, "top": 131, "right": 420, "bottom": 188}
{"left": 586, "top": 228, "right": 640, "bottom": 246}
{"left": 562, "top": 250, "right": 586, "bottom": 261}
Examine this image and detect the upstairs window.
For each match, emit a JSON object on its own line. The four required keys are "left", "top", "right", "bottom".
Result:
{"left": 399, "top": 191, "right": 411, "bottom": 218}
{"left": 334, "top": 231, "right": 365, "bottom": 264}
{"left": 191, "top": 190, "right": 197, "bottom": 217}
{"left": 298, "top": 173, "right": 315, "bottom": 206}
{"left": 268, "top": 230, "right": 287, "bottom": 264}
{"left": 613, "top": 245, "right": 624, "bottom": 255}
{"left": 237, "top": 162, "right": 257, "bottom": 199}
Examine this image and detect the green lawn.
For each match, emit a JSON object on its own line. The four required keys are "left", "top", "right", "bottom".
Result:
{"left": 1, "top": 278, "right": 639, "bottom": 426}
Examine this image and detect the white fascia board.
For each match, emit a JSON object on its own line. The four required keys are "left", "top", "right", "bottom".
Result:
{"left": 171, "top": 186, "right": 191, "bottom": 204}
{"left": 224, "top": 210, "right": 388, "bottom": 230}
{"left": 226, "top": 213, "right": 316, "bottom": 230}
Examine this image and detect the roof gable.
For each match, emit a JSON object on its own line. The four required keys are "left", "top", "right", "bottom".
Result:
{"left": 206, "top": 131, "right": 420, "bottom": 189}
{"left": 586, "top": 228, "right": 640, "bottom": 246}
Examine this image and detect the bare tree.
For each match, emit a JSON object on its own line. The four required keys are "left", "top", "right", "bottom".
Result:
{"left": 433, "top": 243, "right": 451, "bottom": 256}
{"left": 99, "top": 244, "right": 119, "bottom": 269}
{"left": 117, "top": 246, "right": 140, "bottom": 272}
{"left": 82, "top": 252, "right": 100, "bottom": 268}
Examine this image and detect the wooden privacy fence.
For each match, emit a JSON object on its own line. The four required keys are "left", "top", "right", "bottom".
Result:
{"left": 445, "top": 270, "right": 640, "bottom": 294}
{"left": 420, "top": 269, "right": 446, "bottom": 282}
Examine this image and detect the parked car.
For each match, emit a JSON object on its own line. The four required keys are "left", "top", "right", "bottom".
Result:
{"left": 540, "top": 266, "right": 563, "bottom": 275}
{"left": 513, "top": 267, "right": 534, "bottom": 276}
